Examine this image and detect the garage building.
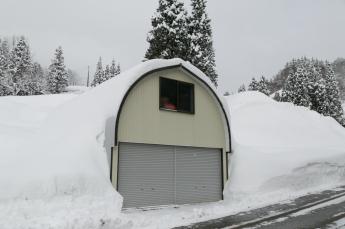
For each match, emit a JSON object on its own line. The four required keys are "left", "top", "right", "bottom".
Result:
{"left": 108, "top": 59, "right": 231, "bottom": 208}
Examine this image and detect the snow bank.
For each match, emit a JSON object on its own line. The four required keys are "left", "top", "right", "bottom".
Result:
{"left": 0, "top": 94, "right": 126, "bottom": 228}
{"left": 226, "top": 91, "right": 345, "bottom": 194}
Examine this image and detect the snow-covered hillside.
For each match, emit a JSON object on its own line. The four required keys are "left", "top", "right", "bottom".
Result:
{"left": 0, "top": 61, "right": 345, "bottom": 228}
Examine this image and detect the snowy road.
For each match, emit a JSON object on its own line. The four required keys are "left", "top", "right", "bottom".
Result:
{"left": 251, "top": 193, "right": 345, "bottom": 228}
{"left": 175, "top": 186, "right": 345, "bottom": 229}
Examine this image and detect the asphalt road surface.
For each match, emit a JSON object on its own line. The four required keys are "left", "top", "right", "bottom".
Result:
{"left": 175, "top": 186, "right": 345, "bottom": 229}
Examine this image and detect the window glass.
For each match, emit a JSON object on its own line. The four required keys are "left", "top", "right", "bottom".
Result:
{"left": 178, "top": 83, "right": 193, "bottom": 112}
{"left": 160, "top": 78, "right": 177, "bottom": 110}
{"left": 160, "top": 77, "right": 194, "bottom": 113}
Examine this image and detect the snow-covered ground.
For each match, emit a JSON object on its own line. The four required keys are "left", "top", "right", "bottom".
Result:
{"left": 1, "top": 60, "right": 345, "bottom": 228}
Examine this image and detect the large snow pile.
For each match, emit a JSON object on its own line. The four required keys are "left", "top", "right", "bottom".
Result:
{"left": 0, "top": 94, "right": 126, "bottom": 229}
{"left": 226, "top": 91, "right": 345, "bottom": 195}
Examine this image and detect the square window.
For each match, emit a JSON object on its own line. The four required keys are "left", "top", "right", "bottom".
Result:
{"left": 160, "top": 77, "right": 194, "bottom": 114}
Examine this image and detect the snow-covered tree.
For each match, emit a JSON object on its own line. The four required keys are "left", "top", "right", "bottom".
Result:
{"left": 109, "top": 59, "right": 120, "bottom": 79}
{"left": 248, "top": 78, "right": 259, "bottom": 91}
{"left": 248, "top": 76, "right": 270, "bottom": 95}
{"left": 145, "top": 0, "right": 190, "bottom": 60}
{"left": 333, "top": 58, "right": 345, "bottom": 101}
{"left": 322, "top": 62, "right": 344, "bottom": 124}
{"left": 258, "top": 76, "right": 270, "bottom": 95}
{"left": 0, "top": 39, "right": 10, "bottom": 60}
{"left": 312, "top": 78, "right": 327, "bottom": 114}
{"left": 280, "top": 57, "right": 345, "bottom": 126}
{"left": 273, "top": 91, "right": 282, "bottom": 102}
{"left": 26, "top": 62, "right": 45, "bottom": 95}
{"left": 281, "top": 63, "right": 311, "bottom": 108}
{"left": 189, "top": 0, "right": 217, "bottom": 86}
{"left": 8, "top": 38, "right": 33, "bottom": 95}
{"left": 238, "top": 84, "right": 246, "bottom": 93}
{"left": 91, "top": 57, "right": 105, "bottom": 87}
{"left": 307, "top": 59, "right": 325, "bottom": 113}
{"left": 0, "top": 40, "right": 13, "bottom": 96}
{"left": 104, "top": 64, "right": 110, "bottom": 80}
{"left": 47, "top": 46, "right": 68, "bottom": 94}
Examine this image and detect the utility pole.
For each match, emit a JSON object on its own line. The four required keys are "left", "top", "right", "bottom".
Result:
{"left": 87, "top": 65, "right": 90, "bottom": 87}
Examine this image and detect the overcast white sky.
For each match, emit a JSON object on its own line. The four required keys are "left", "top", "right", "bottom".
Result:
{"left": 1, "top": 0, "right": 345, "bottom": 92}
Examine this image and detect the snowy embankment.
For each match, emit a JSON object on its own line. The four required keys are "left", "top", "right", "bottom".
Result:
{"left": 0, "top": 58, "right": 345, "bottom": 228}
{"left": 227, "top": 92, "right": 345, "bottom": 195}
{"left": 0, "top": 94, "right": 126, "bottom": 229}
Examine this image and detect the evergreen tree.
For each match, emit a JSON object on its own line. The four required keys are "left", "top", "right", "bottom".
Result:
{"left": 258, "top": 76, "right": 270, "bottom": 95}
{"left": 238, "top": 84, "right": 246, "bottom": 93}
{"left": 0, "top": 40, "right": 13, "bottom": 96}
{"left": 313, "top": 78, "right": 327, "bottom": 114}
{"left": 247, "top": 76, "right": 270, "bottom": 95}
{"left": 145, "top": 0, "right": 190, "bottom": 60}
{"left": 8, "top": 38, "right": 32, "bottom": 95}
{"left": 268, "top": 59, "right": 297, "bottom": 93}
{"left": 333, "top": 58, "right": 345, "bottom": 100}
{"left": 273, "top": 91, "right": 282, "bottom": 102}
{"left": 322, "top": 61, "right": 344, "bottom": 124}
{"left": 104, "top": 64, "right": 110, "bottom": 80}
{"left": 189, "top": 0, "right": 217, "bottom": 86}
{"left": 307, "top": 58, "right": 325, "bottom": 113}
{"left": 47, "top": 46, "right": 68, "bottom": 94}
{"left": 281, "top": 63, "right": 311, "bottom": 108}
{"left": 248, "top": 78, "right": 259, "bottom": 91}
{"left": 250, "top": 56, "right": 345, "bottom": 126}
{"left": 0, "top": 39, "right": 10, "bottom": 60}
{"left": 109, "top": 59, "right": 120, "bottom": 79}
{"left": 91, "top": 57, "right": 105, "bottom": 87}
{"left": 28, "top": 62, "right": 45, "bottom": 95}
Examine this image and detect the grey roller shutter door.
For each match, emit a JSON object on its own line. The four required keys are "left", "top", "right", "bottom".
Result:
{"left": 175, "top": 146, "right": 222, "bottom": 204}
{"left": 118, "top": 143, "right": 175, "bottom": 208}
{"left": 118, "top": 143, "right": 222, "bottom": 208}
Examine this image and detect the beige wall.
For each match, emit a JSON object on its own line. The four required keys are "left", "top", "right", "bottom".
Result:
{"left": 112, "top": 67, "right": 229, "bottom": 189}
